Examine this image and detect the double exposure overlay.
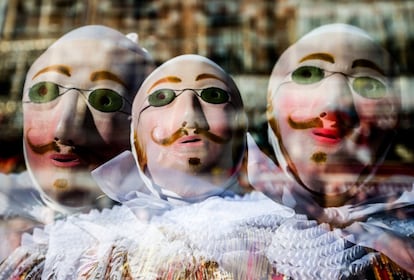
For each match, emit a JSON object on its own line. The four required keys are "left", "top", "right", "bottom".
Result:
{"left": 0, "top": 1, "right": 413, "bottom": 279}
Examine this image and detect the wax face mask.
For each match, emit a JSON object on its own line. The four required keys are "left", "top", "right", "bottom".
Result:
{"left": 23, "top": 25, "right": 153, "bottom": 208}
{"left": 267, "top": 24, "right": 400, "bottom": 207}
{"left": 131, "top": 54, "right": 247, "bottom": 199}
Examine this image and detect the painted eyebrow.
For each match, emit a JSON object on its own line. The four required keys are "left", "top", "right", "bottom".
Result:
{"left": 351, "top": 59, "right": 385, "bottom": 75}
{"left": 195, "top": 73, "right": 226, "bottom": 84}
{"left": 147, "top": 76, "right": 182, "bottom": 93}
{"left": 32, "top": 65, "right": 72, "bottom": 80}
{"left": 90, "top": 70, "right": 128, "bottom": 88}
{"left": 299, "top": 53, "right": 335, "bottom": 64}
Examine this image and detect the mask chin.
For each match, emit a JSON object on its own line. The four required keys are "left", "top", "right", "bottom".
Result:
{"left": 23, "top": 139, "right": 104, "bottom": 214}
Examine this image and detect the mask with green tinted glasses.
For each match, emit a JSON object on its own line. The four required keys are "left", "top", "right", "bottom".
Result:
{"left": 291, "top": 66, "right": 387, "bottom": 99}
{"left": 26, "top": 81, "right": 131, "bottom": 113}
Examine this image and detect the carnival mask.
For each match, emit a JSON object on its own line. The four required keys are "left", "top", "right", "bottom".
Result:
{"left": 131, "top": 54, "right": 247, "bottom": 200}
{"left": 23, "top": 25, "right": 153, "bottom": 208}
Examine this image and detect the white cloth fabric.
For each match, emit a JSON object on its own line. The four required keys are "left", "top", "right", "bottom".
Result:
{"left": 92, "top": 149, "right": 243, "bottom": 206}
{"left": 0, "top": 193, "right": 377, "bottom": 279}
{"left": 0, "top": 172, "right": 53, "bottom": 223}
{"left": 247, "top": 133, "right": 414, "bottom": 274}
{"left": 0, "top": 171, "right": 55, "bottom": 262}
{"left": 1, "top": 133, "right": 405, "bottom": 278}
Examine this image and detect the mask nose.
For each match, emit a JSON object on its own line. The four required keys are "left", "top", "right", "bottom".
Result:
{"left": 174, "top": 90, "right": 209, "bottom": 131}
{"left": 321, "top": 73, "right": 359, "bottom": 127}
{"left": 53, "top": 90, "right": 93, "bottom": 145}
{"left": 324, "top": 73, "right": 353, "bottom": 108}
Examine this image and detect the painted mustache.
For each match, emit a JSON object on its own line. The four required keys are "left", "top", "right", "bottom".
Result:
{"left": 152, "top": 125, "right": 229, "bottom": 146}
{"left": 288, "top": 115, "right": 323, "bottom": 130}
{"left": 26, "top": 136, "right": 107, "bottom": 165}
{"left": 288, "top": 111, "right": 357, "bottom": 139}
{"left": 26, "top": 138, "right": 61, "bottom": 154}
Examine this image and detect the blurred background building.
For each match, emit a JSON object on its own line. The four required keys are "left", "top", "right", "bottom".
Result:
{"left": 0, "top": 0, "right": 413, "bottom": 172}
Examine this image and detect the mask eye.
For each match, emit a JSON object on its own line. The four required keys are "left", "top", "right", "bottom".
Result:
{"left": 200, "top": 87, "right": 229, "bottom": 104}
{"left": 291, "top": 66, "right": 325, "bottom": 84}
{"left": 352, "top": 77, "right": 387, "bottom": 99}
{"left": 88, "top": 89, "right": 123, "bottom": 112}
{"left": 28, "top": 82, "right": 60, "bottom": 103}
{"left": 148, "top": 89, "right": 176, "bottom": 107}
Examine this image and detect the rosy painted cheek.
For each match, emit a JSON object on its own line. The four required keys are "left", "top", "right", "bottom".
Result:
{"left": 277, "top": 92, "right": 296, "bottom": 106}
{"left": 25, "top": 123, "right": 53, "bottom": 146}
{"left": 206, "top": 112, "right": 232, "bottom": 134}
{"left": 272, "top": 99, "right": 294, "bottom": 123}
{"left": 137, "top": 118, "right": 166, "bottom": 149}
{"left": 24, "top": 120, "right": 53, "bottom": 159}
{"left": 209, "top": 123, "right": 230, "bottom": 139}
{"left": 277, "top": 95, "right": 323, "bottom": 126}
{"left": 274, "top": 90, "right": 300, "bottom": 111}
{"left": 151, "top": 126, "right": 170, "bottom": 142}
{"left": 24, "top": 109, "right": 60, "bottom": 141}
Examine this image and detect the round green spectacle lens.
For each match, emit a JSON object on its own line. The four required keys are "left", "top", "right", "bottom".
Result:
{"left": 200, "top": 87, "right": 229, "bottom": 104}
{"left": 148, "top": 89, "right": 176, "bottom": 107}
{"left": 29, "top": 82, "right": 59, "bottom": 103}
{"left": 292, "top": 66, "right": 325, "bottom": 84}
{"left": 88, "top": 89, "right": 123, "bottom": 112}
{"left": 352, "top": 77, "right": 386, "bottom": 99}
